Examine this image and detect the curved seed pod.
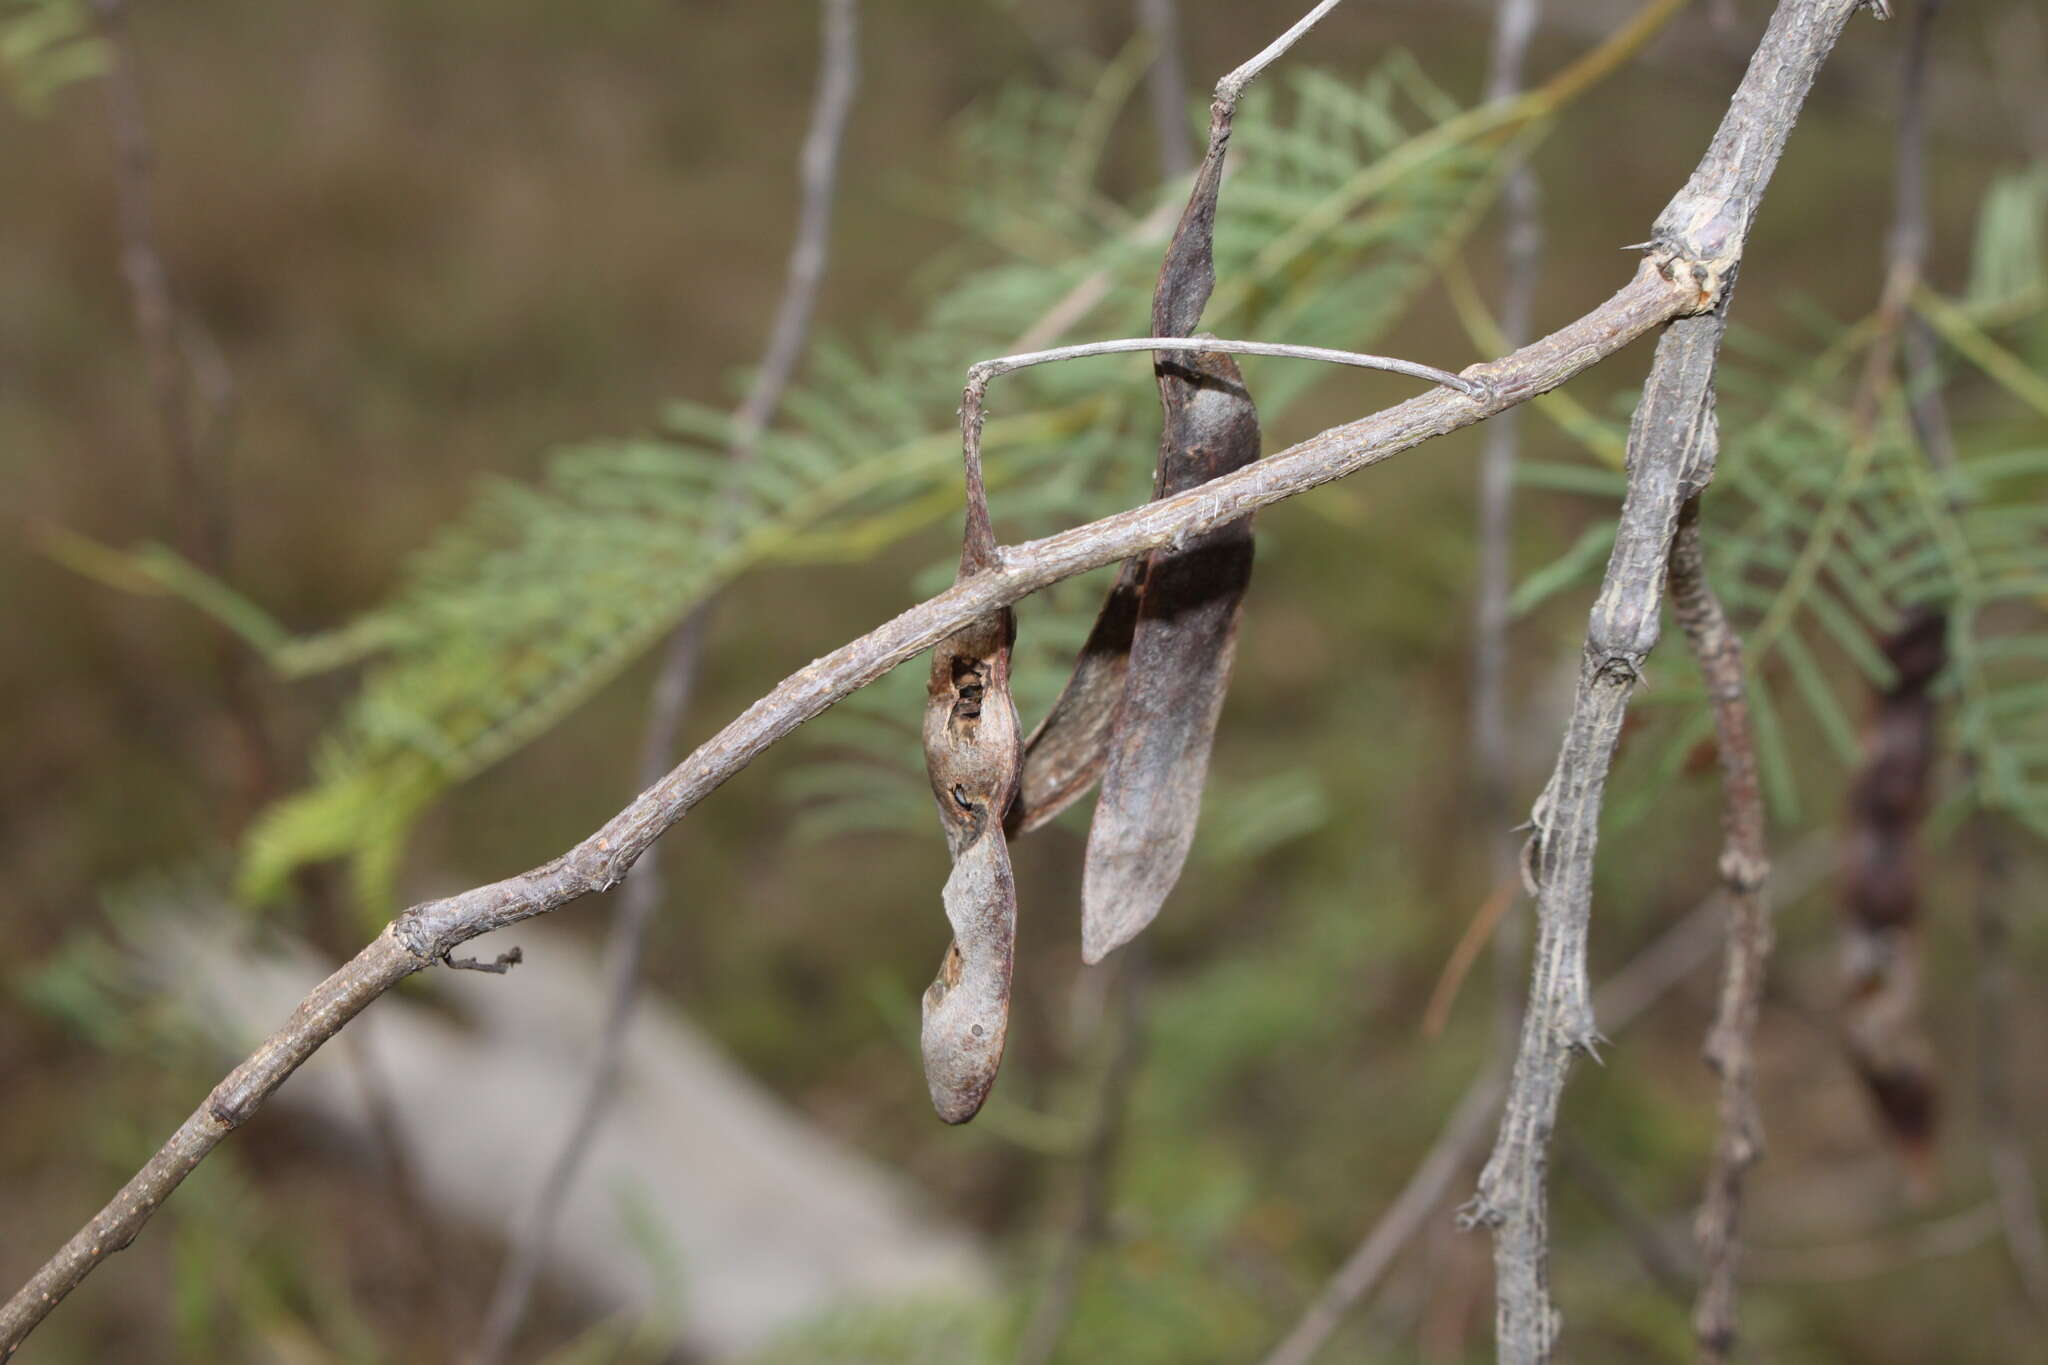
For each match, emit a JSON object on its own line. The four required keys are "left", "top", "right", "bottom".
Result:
{"left": 1081, "top": 348, "right": 1258, "bottom": 963}
{"left": 1010, "top": 90, "right": 1240, "bottom": 839}
{"left": 920, "top": 385, "right": 1022, "bottom": 1124}
{"left": 920, "top": 606, "right": 1021, "bottom": 1123}
{"left": 1007, "top": 566, "right": 1140, "bottom": 836}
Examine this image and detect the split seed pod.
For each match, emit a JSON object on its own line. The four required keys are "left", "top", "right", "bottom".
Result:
{"left": 919, "top": 411, "right": 1022, "bottom": 1124}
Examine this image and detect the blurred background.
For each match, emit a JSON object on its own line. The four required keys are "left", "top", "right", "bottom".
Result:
{"left": 4, "top": 0, "right": 2047, "bottom": 1360}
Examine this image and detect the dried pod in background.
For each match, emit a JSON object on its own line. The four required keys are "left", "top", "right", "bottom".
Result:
{"left": 1839, "top": 606, "right": 1946, "bottom": 1177}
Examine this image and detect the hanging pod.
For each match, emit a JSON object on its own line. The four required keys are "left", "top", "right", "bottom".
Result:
{"left": 918, "top": 401, "right": 1023, "bottom": 1122}
{"left": 1013, "top": 94, "right": 1262, "bottom": 964}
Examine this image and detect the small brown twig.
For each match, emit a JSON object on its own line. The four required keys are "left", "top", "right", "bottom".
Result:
{"left": 467, "top": 2, "right": 860, "bottom": 1359}
{"left": 1668, "top": 493, "right": 1773, "bottom": 1365}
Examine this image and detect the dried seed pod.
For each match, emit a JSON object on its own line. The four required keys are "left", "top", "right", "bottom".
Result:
{"left": 918, "top": 384, "right": 1023, "bottom": 1125}
{"left": 1007, "top": 568, "right": 1140, "bottom": 836}
{"left": 1017, "top": 90, "right": 1260, "bottom": 962}
{"left": 1839, "top": 607, "right": 1946, "bottom": 1171}
{"left": 1081, "top": 347, "right": 1257, "bottom": 962}
{"left": 920, "top": 606, "right": 1021, "bottom": 1123}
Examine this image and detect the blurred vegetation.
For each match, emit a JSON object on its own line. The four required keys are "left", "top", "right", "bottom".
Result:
{"left": 4, "top": 1, "right": 2048, "bottom": 1362}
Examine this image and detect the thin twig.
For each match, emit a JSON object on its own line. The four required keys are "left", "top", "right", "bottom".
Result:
{"left": 967, "top": 337, "right": 1485, "bottom": 395}
{"left": 1216, "top": 0, "right": 1345, "bottom": 109}
{"left": 1473, "top": 0, "right": 1543, "bottom": 1121}
{"left": 1134, "top": 0, "right": 1194, "bottom": 179}
{"left": 1014, "top": 956, "right": 1146, "bottom": 1365}
{"left": 1740, "top": 1202, "right": 2003, "bottom": 1284}
{"left": 90, "top": 0, "right": 277, "bottom": 815}
{"left": 1970, "top": 819, "right": 2048, "bottom": 1315}
{"left": 1256, "top": 843, "right": 1830, "bottom": 1365}
{"left": 1556, "top": 1136, "right": 1696, "bottom": 1306}
{"left": 1464, "top": 5, "right": 1865, "bottom": 1361}
{"left": 468, "top": 3, "right": 860, "bottom": 1360}
{"left": 1668, "top": 494, "right": 1773, "bottom": 1365}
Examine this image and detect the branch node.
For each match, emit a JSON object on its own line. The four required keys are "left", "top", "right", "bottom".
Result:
{"left": 1717, "top": 849, "right": 1770, "bottom": 894}
{"left": 1457, "top": 1194, "right": 1507, "bottom": 1232}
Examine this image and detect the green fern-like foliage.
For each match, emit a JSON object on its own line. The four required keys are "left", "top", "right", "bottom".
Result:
{"left": 211, "top": 54, "right": 1515, "bottom": 911}
{"left": 1517, "top": 160, "right": 2048, "bottom": 834}
{"left": 0, "top": 0, "right": 106, "bottom": 112}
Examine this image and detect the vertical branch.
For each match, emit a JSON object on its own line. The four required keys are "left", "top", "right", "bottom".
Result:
{"left": 1971, "top": 822, "right": 2048, "bottom": 1314}
{"left": 1255, "top": 845, "right": 1836, "bottom": 1365}
{"left": 90, "top": 0, "right": 277, "bottom": 812}
{"left": 1890, "top": 0, "right": 2048, "bottom": 1305}
{"left": 1134, "top": 0, "right": 1194, "bottom": 179}
{"left": 1473, "top": 0, "right": 1543, "bottom": 1039}
{"left": 1834, "top": 0, "right": 1955, "bottom": 1185}
{"left": 1668, "top": 494, "right": 1773, "bottom": 1364}
{"left": 1013, "top": 956, "right": 1146, "bottom": 1365}
{"left": 468, "top": 2, "right": 860, "bottom": 1358}
{"left": 1465, "top": 4, "right": 1863, "bottom": 1361}
{"left": 90, "top": 0, "right": 203, "bottom": 562}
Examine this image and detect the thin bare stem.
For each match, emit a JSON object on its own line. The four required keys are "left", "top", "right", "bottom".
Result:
{"left": 1465, "top": 5, "right": 1865, "bottom": 1361}
{"left": 1741, "top": 1202, "right": 2005, "bottom": 1284}
{"left": 1669, "top": 494, "right": 1773, "bottom": 1365}
{"left": 1215, "top": 0, "right": 1345, "bottom": 109}
{"left": 969, "top": 338, "right": 1484, "bottom": 396}
{"left": 1557, "top": 1136, "right": 1696, "bottom": 1305}
{"left": 1474, "top": 0, "right": 1543, "bottom": 1106}
{"left": 1256, "top": 841, "right": 1832, "bottom": 1365}
{"left": 1014, "top": 957, "right": 1146, "bottom": 1365}
{"left": 1, "top": 244, "right": 1706, "bottom": 1359}
{"left": 1135, "top": 0, "right": 1194, "bottom": 178}
{"left": 469, "top": 4, "right": 859, "bottom": 1359}
{"left": 1971, "top": 819, "right": 2048, "bottom": 1315}
{"left": 90, "top": 0, "right": 277, "bottom": 815}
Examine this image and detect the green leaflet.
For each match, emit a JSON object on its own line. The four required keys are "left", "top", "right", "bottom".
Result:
{"left": 1524, "top": 231, "right": 2048, "bottom": 833}
{"left": 0, "top": 0, "right": 106, "bottom": 113}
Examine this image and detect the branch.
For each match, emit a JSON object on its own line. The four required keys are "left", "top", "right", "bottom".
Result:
{"left": 470, "top": 2, "right": 860, "bottom": 1357}
{"left": 1254, "top": 839, "right": 1831, "bottom": 1365}
{"left": 1013, "top": 956, "right": 1146, "bottom": 1365}
{"left": 1134, "top": 0, "right": 1194, "bottom": 178}
{"left": 1463, "top": 3, "right": 1866, "bottom": 1361}
{"left": 1472, "top": 0, "right": 1543, "bottom": 1123}
{"left": 0, "top": 241, "right": 1701, "bottom": 1360}
{"left": 1668, "top": 493, "right": 1773, "bottom": 1364}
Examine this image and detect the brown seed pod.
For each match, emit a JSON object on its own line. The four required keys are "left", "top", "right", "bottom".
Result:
{"left": 1012, "top": 92, "right": 1260, "bottom": 962}
{"left": 920, "top": 606, "right": 1021, "bottom": 1123}
{"left": 918, "top": 374, "right": 1023, "bottom": 1124}
{"left": 1082, "top": 348, "right": 1257, "bottom": 963}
